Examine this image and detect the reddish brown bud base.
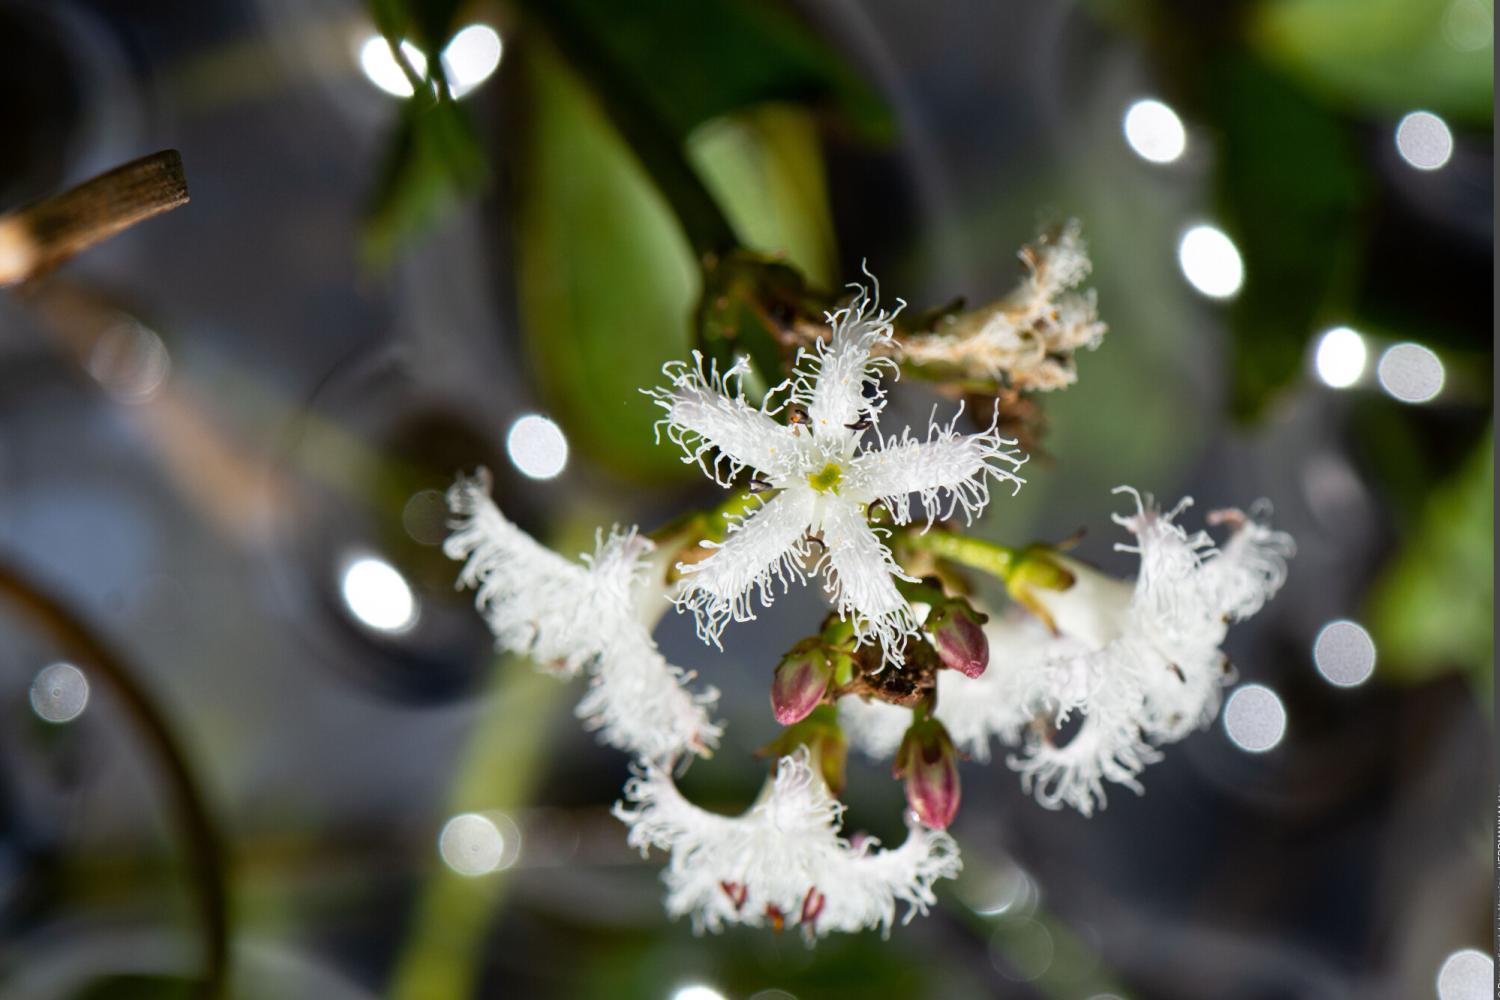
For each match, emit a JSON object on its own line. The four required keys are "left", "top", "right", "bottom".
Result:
{"left": 894, "top": 719, "right": 962, "bottom": 829}
{"left": 928, "top": 601, "right": 989, "bottom": 678}
{"left": 771, "top": 642, "right": 832, "bottom": 725}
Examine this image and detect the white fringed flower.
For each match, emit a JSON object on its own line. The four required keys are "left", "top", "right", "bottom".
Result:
{"left": 445, "top": 470, "right": 722, "bottom": 761}
{"left": 897, "top": 221, "right": 1107, "bottom": 391}
{"left": 1005, "top": 488, "right": 1294, "bottom": 815}
{"left": 649, "top": 281, "right": 1027, "bottom": 666}
{"left": 840, "top": 491, "right": 1293, "bottom": 817}
{"left": 613, "top": 748, "right": 961, "bottom": 937}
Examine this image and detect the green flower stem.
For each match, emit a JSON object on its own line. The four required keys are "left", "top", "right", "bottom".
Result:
{"left": 903, "top": 530, "right": 1019, "bottom": 583}
{"left": 0, "top": 562, "right": 228, "bottom": 999}
{"left": 388, "top": 654, "right": 564, "bottom": 1000}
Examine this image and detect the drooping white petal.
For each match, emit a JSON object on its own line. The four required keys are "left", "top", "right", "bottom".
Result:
{"left": 446, "top": 470, "right": 613, "bottom": 677}
{"left": 1000, "top": 489, "right": 1293, "bottom": 814}
{"left": 1006, "top": 660, "right": 1164, "bottom": 817}
{"left": 648, "top": 353, "right": 797, "bottom": 486}
{"left": 815, "top": 501, "right": 918, "bottom": 665}
{"left": 1202, "top": 508, "right": 1296, "bottom": 621}
{"left": 848, "top": 404, "right": 1027, "bottom": 526}
{"left": 674, "top": 487, "right": 818, "bottom": 645}
{"left": 791, "top": 278, "right": 901, "bottom": 441}
{"left": 613, "top": 749, "right": 961, "bottom": 937}
{"left": 446, "top": 471, "right": 721, "bottom": 760}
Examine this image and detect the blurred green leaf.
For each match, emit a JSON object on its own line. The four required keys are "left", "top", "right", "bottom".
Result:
{"left": 1366, "top": 427, "right": 1493, "bottom": 701}
{"left": 514, "top": 42, "right": 699, "bottom": 481}
{"left": 520, "top": 0, "right": 893, "bottom": 144}
{"left": 1212, "top": 56, "right": 1366, "bottom": 418}
{"left": 690, "top": 105, "right": 840, "bottom": 288}
{"left": 1250, "top": 0, "right": 1495, "bottom": 125}
{"left": 362, "top": 96, "right": 488, "bottom": 267}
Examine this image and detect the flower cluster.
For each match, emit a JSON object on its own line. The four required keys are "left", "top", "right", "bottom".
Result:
{"left": 445, "top": 228, "right": 1293, "bottom": 939}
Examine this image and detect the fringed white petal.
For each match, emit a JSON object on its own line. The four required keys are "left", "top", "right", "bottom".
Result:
{"left": 445, "top": 470, "right": 614, "bottom": 677}
{"left": 613, "top": 749, "right": 961, "bottom": 937}
{"left": 791, "top": 277, "right": 901, "bottom": 440}
{"left": 1202, "top": 508, "right": 1295, "bottom": 621}
{"left": 446, "top": 471, "right": 720, "bottom": 761}
{"left": 837, "top": 694, "right": 911, "bottom": 761}
{"left": 848, "top": 403, "right": 1027, "bottom": 527}
{"left": 1002, "top": 489, "right": 1293, "bottom": 814}
{"left": 1006, "top": 661, "right": 1163, "bottom": 817}
{"left": 674, "top": 487, "right": 818, "bottom": 646}
{"left": 815, "top": 501, "right": 918, "bottom": 667}
{"left": 648, "top": 352, "right": 797, "bottom": 486}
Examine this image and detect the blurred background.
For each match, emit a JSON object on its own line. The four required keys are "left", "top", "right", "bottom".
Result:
{"left": 0, "top": 0, "right": 1491, "bottom": 997}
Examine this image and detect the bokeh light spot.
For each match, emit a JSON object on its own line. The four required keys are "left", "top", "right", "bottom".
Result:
{"left": 506, "top": 414, "right": 569, "bottom": 480}
{"left": 1223, "top": 684, "right": 1286, "bottom": 753}
{"left": 1313, "top": 620, "right": 1376, "bottom": 687}
{"left": 358, "top": 37, "right": 427, "bottom": 98}
{"left": 88, "top": 320, "right": 171, "bottom": 404}
{"left": 990, "top": 917, "right": 1055, "bottom": 983}
{"left": 1436, "top": 949, "right": 1493, "bottom": 1000}
{"left": 1178, "top": 225, "right": 1244, "bottom": 299}
{"left": 442, "top": 25, "right": 503, "bottom": 98}
{"left": 1123, "top": 98, "right": 1186, "bottom": 163}
{"left": 1395, "top": 111, "right": 1454, "bottom": 170}
{"left": 1377, "top": 343, "right": 1445, "bottom": 403}
{"left": 438, "top": 812, "right": 513, "bottom": 876}
{"left": 671, "top": 986, "right": 728, "bottom": 1000}
{"left": 1313, "top": 326, "right": 1367, "bottom": 389}
{"left": 30, "top": 662, "right": 89, "bottom": 724}
{"left": 341, "top": 555, "right": 418, "bottom": 633}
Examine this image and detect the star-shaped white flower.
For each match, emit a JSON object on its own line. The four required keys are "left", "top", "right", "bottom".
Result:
{"left": 649, "top": 281, "right": 1027, "bottom": 666}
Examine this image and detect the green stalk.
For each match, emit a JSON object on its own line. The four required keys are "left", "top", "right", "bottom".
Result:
{"left": 387, "top": 654, "right": 564, "bottom": 1000}
{"left": 903, "top": 531, "right": 1019, "bottom": 583}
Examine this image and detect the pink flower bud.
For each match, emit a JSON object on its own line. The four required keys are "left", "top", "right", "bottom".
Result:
{"left": 927, "top": 601, "right": 989, "bottom": 678}
{"left": 770, "top": 641, "right": 832, "bottom": 726}
{"left": 894, "top": 719, "right": 961, "bottom": 829}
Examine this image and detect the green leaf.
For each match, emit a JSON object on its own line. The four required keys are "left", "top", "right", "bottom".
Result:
{"left": 1250, "top": 0, "right": 1495, "bottom": 125}
{"left": 689, "top": 104, "right": 840, "bottom": 289}
{"left": 362, "top": 96, "right": 488, "bottom": 267}
{"left": 519, "top": 0, "right": 893, "bottom": 144}
{"left": 1366, "top": 428, "right": 1493, "bottom": 702}
{"left": 513, "top": 42, "right": 699, "bottom": 482}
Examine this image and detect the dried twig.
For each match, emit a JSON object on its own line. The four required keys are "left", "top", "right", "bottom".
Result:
{"left": 0, "top": 149, "right": 189, "bottom": 286}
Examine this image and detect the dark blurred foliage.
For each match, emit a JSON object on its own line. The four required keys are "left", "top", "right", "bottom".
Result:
{"left": 0, "top": 0, "right": 1490, "bottom": 998}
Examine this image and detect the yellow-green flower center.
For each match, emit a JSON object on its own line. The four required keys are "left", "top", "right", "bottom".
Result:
{"left": 808, "top": 462, "right": 843, "bottom": 494}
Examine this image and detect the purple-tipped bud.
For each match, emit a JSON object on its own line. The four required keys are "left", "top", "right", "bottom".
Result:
{"left": 771, "top": 641, "right": 832, "bottom": 726}
{"left": 928, "top": 601, "right": 989, "bottom": 678}
{"left": 894, "top": 719, "right": 961, "bottom": 829}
